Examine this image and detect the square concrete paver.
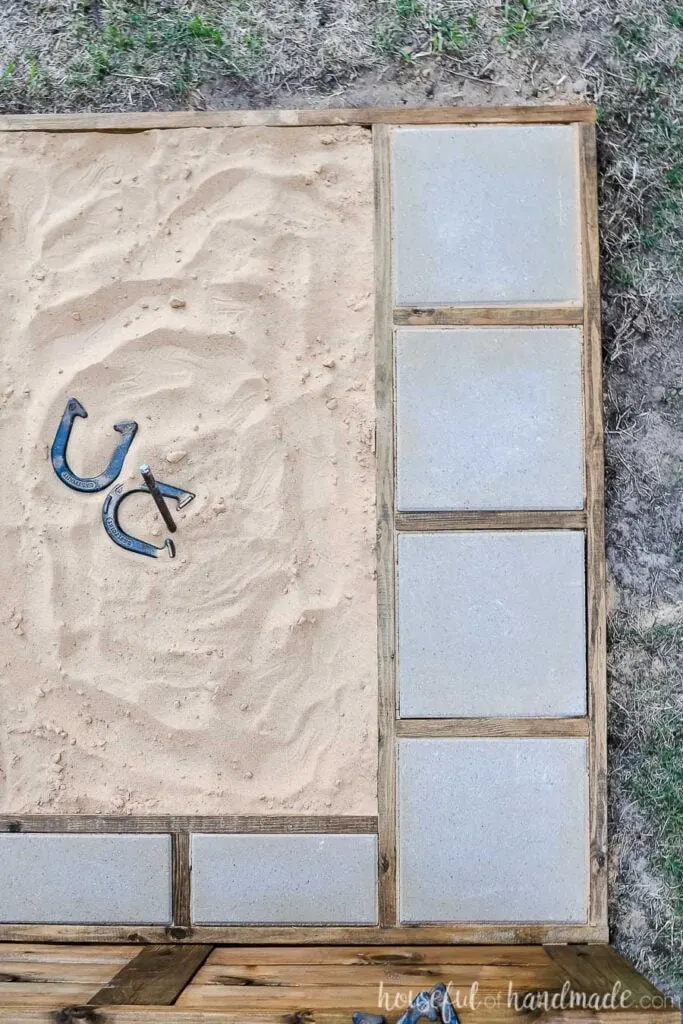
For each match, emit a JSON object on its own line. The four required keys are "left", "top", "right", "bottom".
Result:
{"left": 191, "top": 834, "right": 378, "bottom": 924}
{"left": 398, "top": 737, "right": 588, "bottom": 922}
{"left": 397, "top": 531, "right": 586, "bottom": 718}
{"left": 0, "top": 834, "right": 172, "bottom": 923}
{"left": 391, "top": 124, "right": 581, "bottom": 306}
{"left": 395, "top": 327, "right": 584, "bottom": 511}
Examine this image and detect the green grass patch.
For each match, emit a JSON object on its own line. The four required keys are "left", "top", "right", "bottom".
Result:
{"left": 499, "top": 0, "right": 540, "bottom": 45}
{"left": 632, "top": 720, "right": 683, "bottom": 916}
{"left": 66, "top": 4, "right": 228, "bottom": 97}
{"left": 614, "top": 18, "right": 651, "bottom": 53}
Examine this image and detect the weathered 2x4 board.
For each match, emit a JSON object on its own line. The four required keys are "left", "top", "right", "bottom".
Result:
{"left": 0, "top": 105, "right": 605, "bottom": 943}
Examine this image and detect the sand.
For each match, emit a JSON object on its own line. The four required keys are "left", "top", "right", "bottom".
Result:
{"left": 0, "top": 125, "right": 377, "bottom": 815}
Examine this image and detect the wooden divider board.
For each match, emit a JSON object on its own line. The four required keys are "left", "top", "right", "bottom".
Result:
{"left": 0, "top": 105, "right": 606, "bottom": 943}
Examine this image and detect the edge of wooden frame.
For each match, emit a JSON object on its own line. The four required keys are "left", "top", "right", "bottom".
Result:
{"left": 0, "top": 105, "right": 595, "bottom": 133}
{"left": 395, "top": 511, "right": 586, "bottom": 532}
{"left": 0, "top": 922, "right": 609, "bottom": 944}
{"left": 0, "top": 816, "right": 378, "bottom": 834}
{"left": 393, "top": 305, "right": 583, "bottom": 327}
{"left": 396, "top": 718, "right": 590, "bottom": 739}
{"left": 374, "top": 123, "right": 397, "bottom": 929}
{"left": 578, "top": 123, "right": 608, "bottom": 932}
{"left": 0, "top": 108, "right": 604, "bottom": 947}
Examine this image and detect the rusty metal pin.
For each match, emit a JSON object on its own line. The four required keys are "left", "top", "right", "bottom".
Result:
{"left": 140, "top": 463, "right": 177, "bottom": 533}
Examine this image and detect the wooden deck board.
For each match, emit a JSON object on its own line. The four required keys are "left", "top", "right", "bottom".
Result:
{"left": 206, "top": 944, "right": 554, "bottom": 966}
{"left": 0, "top": 943, "right": 675, "bottom": 1022}
{"left": 89, "top": 945, "right": 212, "bottom": 1006}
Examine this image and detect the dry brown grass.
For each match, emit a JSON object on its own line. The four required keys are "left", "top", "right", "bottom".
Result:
{"left": 1, "top": 0, "right": 683, "bottom": 997}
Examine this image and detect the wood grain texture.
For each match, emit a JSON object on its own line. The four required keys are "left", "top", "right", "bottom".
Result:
{"left": 0, "top": 963, "right": 117, "bottom": 985}
{"left": 0, "top": 944, "right": 672, "bottom": 1022}
{"left": 0, "top": 982, "right": 101, "bottom": 1006}
{"left": 393, "top": 305, "right": 583, "bottom": 327}
{"left": 89, "top": 945, "right": 211, "bottom": 1006}
{"left": 0, "top": 105, "right": 595, "bottom": 133}
{"left": 9, "top": 1012, "right": 683, "bottom": 1024}
{"left": 395, "top": 511, "right": 586, "bottom": 532}
{"left": 0, "top": 923, "right": 609, "bottom": 944}
{"left": 1, "top": 1010, "right": 677, "bottom": 1024}
{"left": 374, "top": 123, "right": 397, "bottom": 928}
{"left": 0, "top": 816, "right": 377, "bottom": 834}
{"left": 579, "top": 122, "right": 608, "bottom": 933}
{"left": 171, "top": 834, "right": 191, "bottom": 935}
{"left": 395, "top": 718, "right": 590, "bottom": 738}
{"left": 0, "top": 1012, "right": 357, "bottom": 1024}
{"left": 544, "top": 944, "right": 665, "bottom": 1005}
{"left": 206, "top": 945, "right": 554, "bottom": 966}
{"left": 186, "top": 962, "right": 566, "bottom": 988}
{"left": 177, "top": 984, "right": 523, "bottom": 1010}
{"left": 0, "top": 946, "right": 138, "bottom": 964}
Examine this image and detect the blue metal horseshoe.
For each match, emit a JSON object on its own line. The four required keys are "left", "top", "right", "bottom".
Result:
{"left": 102, "top": 481, "right": 195, "bottom": 559}
{"left": 51, "top": 397, "right": 138, "bottom": 493}
{"left": 395, "top": 986, "right": 460, "bottom": 1024}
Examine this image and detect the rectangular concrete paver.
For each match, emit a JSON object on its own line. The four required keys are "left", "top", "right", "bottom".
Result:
{"left": 395, "top": 327, "right": 584, "bottom": 511}
{"left": 398, "top": 737, "right": 588, "bottom": 922}
{"left": 397, "top": 531, "right": 586, "bottom": 718}
{"left": 0, "top": 834, "right": 172, "bottom": 923}
{"left": 391, "top": 124, "right": 581, "bottom": 306}
{"left": 191, "top": 834, "right": 378, "bottom": 925}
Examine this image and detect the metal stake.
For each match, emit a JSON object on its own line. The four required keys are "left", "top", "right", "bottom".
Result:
{"left": 140, "top": 463, "right": 177, "bottom": 533}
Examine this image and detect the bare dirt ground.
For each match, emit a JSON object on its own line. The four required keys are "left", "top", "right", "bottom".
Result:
{"left": 1, "top": 0, "right": 682, "bottom": 996}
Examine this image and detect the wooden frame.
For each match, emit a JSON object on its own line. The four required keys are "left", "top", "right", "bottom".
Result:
{"left": 0, "top": 104, "right": 605, "bottom": 944}
{"left": 371, "top": 111, "right": 606, "bottom": 945}
{"left": 0, "top": 941, "right": 676, "bottom": 1021}
{"left": 0, "top": 105, "right": 594, "bottom": 133}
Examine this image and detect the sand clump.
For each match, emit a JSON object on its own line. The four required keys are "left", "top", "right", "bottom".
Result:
{"left": 0, "top": 125, "right": 376, "bottom": 815}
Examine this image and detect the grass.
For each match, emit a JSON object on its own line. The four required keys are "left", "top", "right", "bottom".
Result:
{"left": 633, "top": 726, "right": 683, "bottom": 915}
{"left": 1, "top": 0, "right": 683, "bottom": 998}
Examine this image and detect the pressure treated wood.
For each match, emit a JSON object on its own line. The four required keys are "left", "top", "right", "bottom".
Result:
{"left": 89, "top": 945, "right": 211, "bottom": 1006}
{"left": 579, "top": 122, "right": 608, "bottom": 932}
{"left": 206, "top": 945, "right": 554, "bottom": 966}
{"left": 0, "top": 946, "right": 138, "bottom": 965}
{"left": 3, "top": 1012, "right": 678, "bottom": 1024}
{"left": 174, "top": 944, "right": 674, "bottom": 1018}
{"left": 177, "top": 985, "right": 520, "bottom": 1010}
{"left": 0, "top": 947, "right": 137, "bottom": 1013}
{"left": 395, "top": 510, "right": 586, "bottom": 532}
{"left": 171, "top": 834, "right": 191, "bottom": 934}
{"left": 0, "top": 923, "right": 609, "bottom": 944}
{"left": 544, "top": 944, "right": 664, "bottom": 1006}
{"left": 186, "top": 962, "right": 567, "bottom": 988}
{"left": 374, "top": 123, "right": 398, "bottom": 928}
{"left": 0, "top": 816, "right": 377, "bottom": 834}
{"left": 395, "top": 717, "right": 590, "bottom": 738}
{"left": 0, "top": 105, "right": 595, "bottom": 133}
{"left": 0, "top": 943, "right": 674, "bottom": 1022}
{"left": 0, "top": 963, "right": 116, "bottom": 985}
{"left": 4, "top": 1012, "right": 678, "bottom": 1024}
{"left": 393, "top": 304, "right": 583, "bottom": 327}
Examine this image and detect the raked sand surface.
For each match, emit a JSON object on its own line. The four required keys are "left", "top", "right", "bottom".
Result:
{"left": 0, "top": 125, "right": 376, "bottom": 815}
